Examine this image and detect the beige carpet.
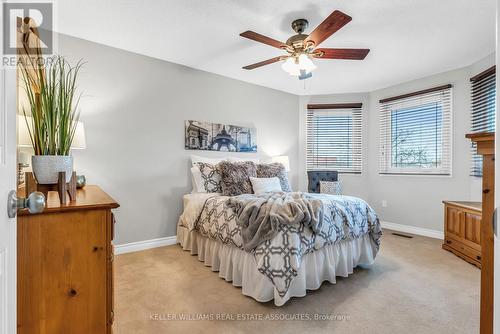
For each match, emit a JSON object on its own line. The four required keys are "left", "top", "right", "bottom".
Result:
{"left": 114, "top": 229, "right": 479, "bottom": 334}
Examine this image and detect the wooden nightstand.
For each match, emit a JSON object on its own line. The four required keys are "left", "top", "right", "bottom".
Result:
{"left": 442, "top": 200, "right": 481, "bottom": 268}
{"left": 17, "top": 185, "right": 119, "bottom": 334}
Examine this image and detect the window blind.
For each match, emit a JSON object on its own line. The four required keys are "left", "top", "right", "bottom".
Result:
{"left": 470, "top": 66, "right": 496, "bottom": 177}
{"left": 379, "top": 85, "right": 452, "bottom": 175}
{"left": 306, "top": 104, "right": 362, "bottom": 174}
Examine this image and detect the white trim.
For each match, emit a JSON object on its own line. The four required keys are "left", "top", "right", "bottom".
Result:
{"left": 114, "top": 236, "right": 177, "bottom": 255}
{"left": 0, "top": 248, "right": 6, "bottom": 334}
{"left": 381, "top": 221, "right": 444, "bottom": 240}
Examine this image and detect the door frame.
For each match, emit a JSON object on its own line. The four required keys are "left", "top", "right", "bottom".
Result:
{"left": 0, "top": 55, "right": 18, "bottom": 334}
{"left": 0, "top": 1, "right": 19, "bottom": 330}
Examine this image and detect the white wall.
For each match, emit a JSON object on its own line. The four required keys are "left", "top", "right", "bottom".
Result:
{"left": 299, "top": 54, "right": 495, "bottom": 232}
{"left": 57, "top": 34, "right": 299, "bottom": 244}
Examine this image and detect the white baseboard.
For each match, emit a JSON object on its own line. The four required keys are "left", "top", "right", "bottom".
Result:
{"left": 114, "top": 236, "right": 177, "bottom": 255}
{"left": 381, "top": 221, "right": 444, "bottom": 240}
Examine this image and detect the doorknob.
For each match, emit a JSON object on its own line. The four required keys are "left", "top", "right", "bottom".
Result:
{"left": 7, "top": 190, "right": 46, "bottom": 218}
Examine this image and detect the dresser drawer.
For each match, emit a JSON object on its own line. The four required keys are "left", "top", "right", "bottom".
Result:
{"left": 443, "top": 237, "right": 481, "bottom": 267}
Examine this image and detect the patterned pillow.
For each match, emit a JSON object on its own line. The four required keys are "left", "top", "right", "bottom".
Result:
{"left": 319, "top": 180, "right": 342, "bottom": 195}
{"left": 194, "top": 162, "right": 222, "bottom": 193}
{"left": 256, "top": 163, "right": 292, "bottom": 192}
{"left": 218, "top": 161, "right": 257, "bottom": 196}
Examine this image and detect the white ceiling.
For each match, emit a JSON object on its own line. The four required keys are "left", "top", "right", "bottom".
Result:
{"left": 55, "top": 0, "right": 496, "bottom": 95}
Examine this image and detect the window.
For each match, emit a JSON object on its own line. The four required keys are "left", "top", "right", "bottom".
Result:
{"left": 379, "top": 85, "right": 452, "bottom": 175}
{"left": 306, "top": 103, "right": 362, "bottom": 174}
{"left": 470, "top": 66, "right": 496, "bottom": 177}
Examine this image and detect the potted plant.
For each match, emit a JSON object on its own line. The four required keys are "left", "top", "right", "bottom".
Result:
{"left": 20, "top": 56, "right": 84, "bottom": 184}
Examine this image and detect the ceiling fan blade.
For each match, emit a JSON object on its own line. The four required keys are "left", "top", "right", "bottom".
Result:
{"left": 240, "top": 31, "right": 287, "bottom": 49}
{"left": 313, "top": 48, "right": 370, "bottom": 60}
{"left": 242, "top": 56, "right": 283, "bottom": 70}
{"left": 306, "top": 10, "right": 352, "bottom": 47}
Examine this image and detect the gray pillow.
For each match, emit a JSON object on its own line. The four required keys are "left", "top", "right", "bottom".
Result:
{"left": 194, "top": 162, "right": 222, "bottom": 193}
{"left": 256, "top": 163, "right": 292, "bottom": 192}
{"left": 218, "top": 161, "right": 257, "bottom": 196}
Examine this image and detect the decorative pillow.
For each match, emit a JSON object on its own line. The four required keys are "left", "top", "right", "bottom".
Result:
{"left": 194, "top": 162, "right": 222, "bottom": 193}
{"left": 319, "top": 180, "right": 342, "bottom": 195}
{"left": 250, "top": 177, "right": 282, "bottom": 194}
{"left": 218, "top": 161, "right": 257, "bottom": 196}
{"left": 256, "top": 163, "right": 292, "bottom": 192}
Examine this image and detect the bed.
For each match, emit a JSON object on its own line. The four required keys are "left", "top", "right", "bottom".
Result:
{"left": 177, "top": 191, "right": 381, "bottom": 306}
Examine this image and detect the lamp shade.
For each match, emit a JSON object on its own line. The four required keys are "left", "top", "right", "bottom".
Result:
{"left": 17, "top": 115, "right": 32, "bottom": 148}
{"left": 17, "top": 115, "right": 86, "bottom": 149}
{"left": 271, "top": 155, "right": 290, "bottom": 172}
{"left": 71, "top": 121, "right": 86, "bottom": 149}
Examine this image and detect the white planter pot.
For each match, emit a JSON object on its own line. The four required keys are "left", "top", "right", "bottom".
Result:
{"left": 31, "top": 155, "right": 73, "bottom": 184}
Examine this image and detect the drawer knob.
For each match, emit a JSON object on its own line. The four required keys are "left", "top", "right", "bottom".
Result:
{"left": 68, "top": 288, "right": 78, "bottom": 297}
{"left": 477, "top": 255, "right": 482, "bottom": 260}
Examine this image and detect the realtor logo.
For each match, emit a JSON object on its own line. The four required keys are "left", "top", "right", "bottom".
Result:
{"left": 2, "top": 2, "right": 53, "bottom": 55}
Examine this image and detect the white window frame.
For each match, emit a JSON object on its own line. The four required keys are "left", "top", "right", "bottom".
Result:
{"left": 379, "top": 85, "right": 453, "bottom": 176}
{"left": 306, "top": 104, "right": 363, "bottom": 174}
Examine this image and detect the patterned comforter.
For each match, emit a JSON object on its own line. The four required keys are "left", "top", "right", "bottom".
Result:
{"left": 182, "top": 192, "right": 382, "bottom": 297}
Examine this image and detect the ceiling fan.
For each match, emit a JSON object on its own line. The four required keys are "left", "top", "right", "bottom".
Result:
{"left": 240, "top": 10, "right": 369, "bottom": 80}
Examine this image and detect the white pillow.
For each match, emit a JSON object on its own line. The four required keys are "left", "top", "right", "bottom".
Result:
{"left": 228, "top": 156, "right": 260, "bottom": 163}
{"left": 190, "top": 166, "right": 203, "bottom": 193}
{"left": 250, "top": 177, "right": 282, "bottom": 194}
{"left": 190, "top": 154, "right": 227, "bottom": 166}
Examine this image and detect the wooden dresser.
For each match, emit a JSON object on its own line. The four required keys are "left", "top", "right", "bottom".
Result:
{"left": 442, "top": 201, "right": 482, "bottom": 268}
{"left": 17, "top": 185, "right": 119, "bottom": 334}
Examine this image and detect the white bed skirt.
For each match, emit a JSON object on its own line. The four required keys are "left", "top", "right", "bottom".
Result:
{"left": 177, "top": 224, "right": 378, "bottom": 306}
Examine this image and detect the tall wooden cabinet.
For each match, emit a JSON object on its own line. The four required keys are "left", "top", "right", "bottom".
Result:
{"left": 467, "top": 132, "right": 495, "bottom": 334}
{"left": 17, "top": 185, "right": 119, "bottom": 334}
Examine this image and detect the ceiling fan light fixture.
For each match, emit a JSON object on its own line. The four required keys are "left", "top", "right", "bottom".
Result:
{"left": 281, "top": 57, "right": 300, "bottom": 76}
{"left": 281, "top": 54, "right": 316, "bottom": 77}
{"left": 298, "top": 53, "right": 316, "bottom": 73}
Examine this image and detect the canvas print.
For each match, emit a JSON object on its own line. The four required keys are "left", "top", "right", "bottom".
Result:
{"left": 185, "top": 120, "right": 257, "bottom": 152}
